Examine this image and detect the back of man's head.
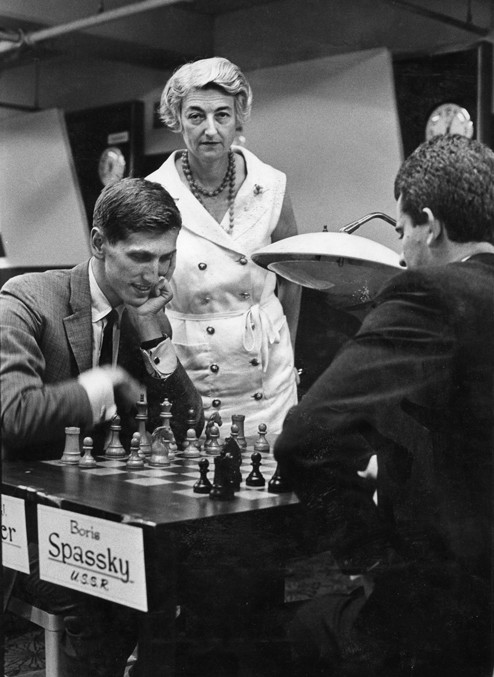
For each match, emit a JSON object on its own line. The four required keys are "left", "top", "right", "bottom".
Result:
{"left": 394, "top": 135, "right": 494, "bottom": 244}
{"left": 93, "top": 178, "right": 182, "bottom": 243}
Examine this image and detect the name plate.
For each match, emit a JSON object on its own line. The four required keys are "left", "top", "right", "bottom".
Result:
{"left": 38, "top": 505, "right": 148, "bottom": 611}
{"left": 1, "top": 495, "right": 30, "bottom": 573}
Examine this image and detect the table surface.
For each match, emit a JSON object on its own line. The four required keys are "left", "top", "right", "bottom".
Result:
{"left": 2, "top": 448, "right": 298, "bottom": 527}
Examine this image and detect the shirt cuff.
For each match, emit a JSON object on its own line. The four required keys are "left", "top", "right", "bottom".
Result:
{"left": 78, "top": 368, "right": 117, "bottom": 425}
{"left": 140, "top": 337, "right": 178, "bottom": 379}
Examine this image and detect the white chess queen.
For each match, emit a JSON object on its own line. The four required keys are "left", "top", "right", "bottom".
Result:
{"left": 147, "top": 56, "right": 300, "bottom": 437}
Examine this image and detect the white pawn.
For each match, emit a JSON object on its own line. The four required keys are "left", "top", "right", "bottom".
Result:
{"left": 205, "top": 424, "right": 222, "bottom": 456}
{"left": 79, "top": 436, "right": 97, "bottom": 468}
{"left": 127, "top": 433, "right": 145, "bottom": 469}
{"left": 254, "top": 423, "right": 270, "bottom": 453}
{"left": 182, "top": 428, "right": 201, "bottom": 458}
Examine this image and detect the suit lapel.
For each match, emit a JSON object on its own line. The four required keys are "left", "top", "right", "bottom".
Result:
{"left": 64, "top": 261, "right": 93, "bottom": 374}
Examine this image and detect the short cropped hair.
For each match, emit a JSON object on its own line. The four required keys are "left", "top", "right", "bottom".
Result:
{"left": 394, "top": 134, "right": 494, "bottom": 243}
{"left": 159, "top": 56, "right": 253, "bottom": 133}
{"left": 93, "top": 178, "right": 181, "bottom": 244}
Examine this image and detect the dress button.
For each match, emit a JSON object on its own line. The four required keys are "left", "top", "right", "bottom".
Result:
{"left": 212, "top": 399, "right": 221, "bottom": 407}
{"left": 210, "top": 364, "right": 219, "bottom": 373}
{"left": 240, "top": 291, "right": 251, "bottom": 299}
{"left": 206, "top": 326, "right": 215, "bottom": 335}
{"left": 253, "top": 392, "right": 263, "bottom": 400}
{"left": 238, "top": 257, "right": 248, "bottom": 265}
{"left": 250, "top": 358, "right": 259, "bottom": 366}
{"left": 198, "top": 262, "right": 207, "bottom": 270}
{"left": 203, "top": 295, "right": 211, "bottom": 304}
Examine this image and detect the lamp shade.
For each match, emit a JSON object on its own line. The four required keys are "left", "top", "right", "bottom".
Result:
{"left": 251, "top": 232, "right": 402, "bottom": 308}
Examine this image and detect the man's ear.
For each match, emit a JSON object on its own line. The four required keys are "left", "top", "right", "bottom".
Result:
{"left": 90, "top": 227, "right": 106, "bottom": 258}
{"left": 422, "top": 207, "right": 442, "bottom": 246}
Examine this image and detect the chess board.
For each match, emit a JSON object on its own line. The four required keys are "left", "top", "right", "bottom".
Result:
{"left": 44, "top": 452, "right": 282, "bottom": 502}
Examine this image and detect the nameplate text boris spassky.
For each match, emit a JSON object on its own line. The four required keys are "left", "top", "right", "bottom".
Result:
{"left": 38, "top": 505, "right": 147, "bottom": 611}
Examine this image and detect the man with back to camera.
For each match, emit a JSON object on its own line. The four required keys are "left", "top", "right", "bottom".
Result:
{"left": 275, "top": 134, "right": 494, "bottom": 677}
{"left": 1, "top": 177, "right": 204, "bottom": 676}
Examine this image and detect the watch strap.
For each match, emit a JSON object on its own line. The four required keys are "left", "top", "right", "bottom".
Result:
{"left": 140, "top": 334, "right": 169, "bottom": 350}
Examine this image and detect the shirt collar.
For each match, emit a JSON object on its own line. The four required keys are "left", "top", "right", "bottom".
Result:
{"left": 89, "top": 258, "right": 123, "bottom": 323}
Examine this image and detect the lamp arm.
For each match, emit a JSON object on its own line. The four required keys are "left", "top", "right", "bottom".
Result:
{"left": 338, "top": 212, "right": 396, "bottom": 234}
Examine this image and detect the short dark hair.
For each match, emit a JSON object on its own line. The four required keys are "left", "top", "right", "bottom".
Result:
{"left": 93, "top": 178, "right": 181, "bottom": 243}
{"left": 394, "top": 134, "right": 494, "bottom": 243}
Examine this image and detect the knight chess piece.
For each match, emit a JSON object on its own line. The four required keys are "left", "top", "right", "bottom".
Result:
{"left": 246, "top": 451, "right": 265, "bottom": 487}
{"left": 61, "top": 426, "right": 81, "bottom": 465}
{"left": 78, "top": 436, "right": 97, "bottom": 468}
{"left": 231, "top": 414, "right": 247, "bottom": 449}
{"left": 135, "top": 394, "right": 152, "bottom": 456}
{"left": 253, "top": 423, "right": 270, "bottom": 453}
{"left": 193, "top": 457, "right": 213, "bottom": 494}
{"left": 127, "top": 433, "right": 145, "bottom": 470}
{"left": 105, "top": 415, "right": 126, "bottom": 459}
{"left": 149, "top": 418, "right": 172, "bottom": 467}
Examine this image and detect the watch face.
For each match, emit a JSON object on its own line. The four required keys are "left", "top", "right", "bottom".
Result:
{"left": 425, "top": 103, "right": 474, "bottom": 140}
{"left": 98, "top": 147, "right": 126, "bottom": 186}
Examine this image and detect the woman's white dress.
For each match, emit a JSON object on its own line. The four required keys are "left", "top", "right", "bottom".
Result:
{"left": 147, "top": 147, "right": 297, "bottom": 437}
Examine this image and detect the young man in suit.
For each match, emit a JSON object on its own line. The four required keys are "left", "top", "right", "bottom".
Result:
{"left": 1, "top": 178, "right": 204, "bottom": 676}
{"left": 275, "top": 135, "right": 494, "bottom": 677}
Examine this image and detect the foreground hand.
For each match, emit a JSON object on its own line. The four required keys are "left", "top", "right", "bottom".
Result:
{"left": 100, "top": 366, "right": 142, "bottom": 410}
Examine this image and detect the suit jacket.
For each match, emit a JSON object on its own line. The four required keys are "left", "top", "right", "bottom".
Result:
{"left": 275, "top": 253, "right": 494, "bottom": 583}
{"left": 1, "top": 261, "right": 204, "bottom": 460}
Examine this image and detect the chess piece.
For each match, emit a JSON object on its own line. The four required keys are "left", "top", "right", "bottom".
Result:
{"left": 231, "top": 414, "right": 247, "bottom": 449}
{"left": 205, "top": 423, "right": 222, "bottom": 456}
{"left": 61, "top": 426, "right": 81, "bottom": 465}
{"left": 186, "top": 408, "right": 201, "bottom": 451}
{"left": 135, "top": 394, "right": 152, "bottom": 456}
{"left": 204, "top": 412, "right": 223, "bottom": 452}
{"left": 222, "top": 436, "right": 242, "bottom": 490}
{"left": 79, "top": 436, "right": 97, "bottom": 468}
{"left": 193, "top": 458, "right": 213, "bottom": 494}
{"left": 149, "top": 419, "right": 172, "bottom": 467}
{"left": 267, "top": 463, "right": 292, "bottom": 493}
{"left": 182, "top": 428, "right": 201, "bottom": 459}
{"left": 127, "top": 433, "right": 145, "bottom": 470}
{"left": 159, "top": 398, "right": 177, "bottom": 458}
{"left": 229, "top": 423, "right": 240, "bottom": 447}
{"left": 246, "top": 452, "right": 265, "bottom": 487}
{"left": 253, "top": 423, "right": 270, "bottom": 453}
{"left": 105, "top": 415, "right": 126, "bottom": 458}
{"left": 210, "top": 453, "right": 235, "bottom": 501}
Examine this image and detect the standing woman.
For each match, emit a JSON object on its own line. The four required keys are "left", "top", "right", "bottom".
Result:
{"left": 148, "top": 56, "right": 300, "bottom": 437}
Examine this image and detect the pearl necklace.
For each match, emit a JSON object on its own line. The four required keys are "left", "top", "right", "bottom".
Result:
{"left": 182, "top": 150, "right": 236, "bottom": 234}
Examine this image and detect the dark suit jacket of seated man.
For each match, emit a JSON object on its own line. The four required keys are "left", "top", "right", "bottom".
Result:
{"left": 275, "top": 135, "right": 494, "bottom": 677}
{"left": 0, "top": 178, "right": 204, "bottom": 677}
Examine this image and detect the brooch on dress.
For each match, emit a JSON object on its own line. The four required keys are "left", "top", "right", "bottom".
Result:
{"left": 253, "top": 184, "right": 264, "bottom": 196}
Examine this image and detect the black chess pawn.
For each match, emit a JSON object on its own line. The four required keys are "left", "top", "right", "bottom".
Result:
{"left": 105, "top": 415, "right": 126, "bottom": 459}
{"left": 193, "top": 458, "right": 213, "bottom": 494}
{"left": 127, "top": 433, "right": 145, "bottom": 470}
{"left": 268, "top": 463, "right": 292, "bottom": 493}
{"left": 79, "top": 436, "right": 97, "bottom": 468}
{"left": 253, "top": 423, "right": 270, "bottom": 453}
{"left": 186, "top": 408, "right": 202, "bottom": 451}
{"left": 246, "top": 452, "right": 266, "bottom": 487}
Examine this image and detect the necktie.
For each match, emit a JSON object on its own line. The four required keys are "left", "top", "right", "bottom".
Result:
{"left": 99, "top": 309, "right": 118, "bottom": 366}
